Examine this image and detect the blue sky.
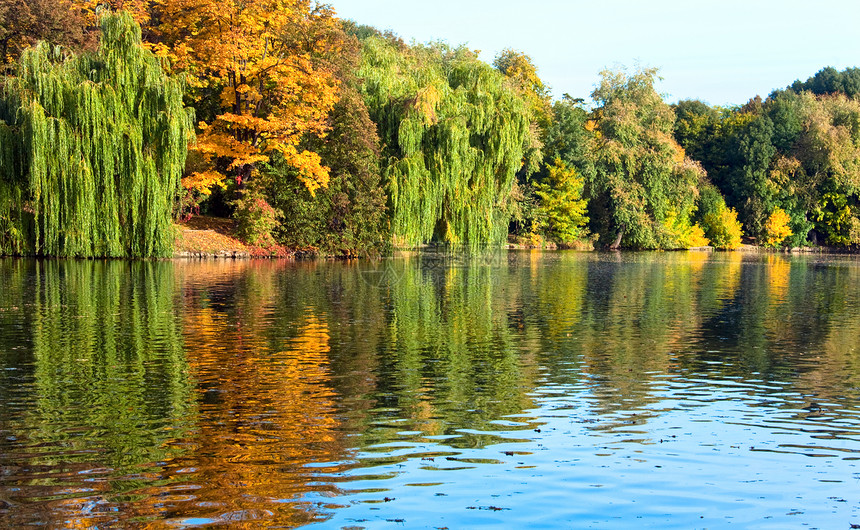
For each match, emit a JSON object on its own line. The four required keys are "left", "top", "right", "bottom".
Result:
{"left": 331, "top": 0, "right": 860, "bottom": 107}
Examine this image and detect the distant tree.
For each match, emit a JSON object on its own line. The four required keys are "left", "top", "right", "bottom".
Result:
{"left": 0, "top": 0, "right": 90, "bottom": 74}
{"left": 785, "top": 66, "right": 860, "bottom": 98}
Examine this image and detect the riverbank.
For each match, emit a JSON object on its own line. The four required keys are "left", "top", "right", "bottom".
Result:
{"left": 173, "top": 216, "right": 855, "bottom": 259}
{"left": 174, "top": 216, "right": 250, "bottom": 258}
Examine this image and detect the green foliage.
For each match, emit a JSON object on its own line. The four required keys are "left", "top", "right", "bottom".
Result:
{"left": 543, "top": 94, "right": 594, "bottom": 179}
{"left": 586, "top": 66, "right": 708, "bottom": 249}
{"left": 785, "top": 66, "right": 860, "bottom": 98}
{"left": 357, "top": 36, "right": 536, "bottom": 248}
{"left": 533, "top": 158, "right": 588, "bottom": 244}
{"left": 815, "top": 192, "right": 860, "bottom": 245}
{"left": 696, "top": 184, "right": 743, "bottom": 249}
{"left": 678, "top": 88, "right": 860, "bottom": 248}
{"left": 0, "top": 11, "right": 194, "bottom": 257}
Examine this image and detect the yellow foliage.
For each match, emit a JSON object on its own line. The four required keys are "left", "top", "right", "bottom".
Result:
{"left": 702, "top": 207, "right": 743, "bottom": 249}
{"left": 663, "top": 211, "right": 710, "bottom": 249}
{"left": 181, "top": 170, "right": 227, "bottom": 195}
{"left": 71, "top": 0, "right": 151, "bottom": 25}
{"left": 763, "top": 207, "right": 793, "bottom": 247}
{"left": 75, "top": 0, "right": 341, "bottom": 194}
{"left": 687, "top": 223, "right": 710, "bottom": 248}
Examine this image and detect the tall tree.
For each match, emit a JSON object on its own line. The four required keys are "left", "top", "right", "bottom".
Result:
{"left": 0, "top": 11, "right": 194, "bottom": 257}
{"left": 248, "top": 22, "right": 389, "bottom": 256}
{"left": 70, "top": 0, "right": 342, "bottom": 197}
{"left": 587, "top": 67, "right": 708, "bottom": 249}
{"left": 358, "top": 36, "right": 536, "bottom": 248}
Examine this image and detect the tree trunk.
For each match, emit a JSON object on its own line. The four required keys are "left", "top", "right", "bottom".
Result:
{"left": 610, "top": 224, "right": 624, "bottom": 250}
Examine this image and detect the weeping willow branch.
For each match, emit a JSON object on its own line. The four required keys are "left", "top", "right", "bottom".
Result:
{"left": 358, "top": 38, "right": 535, "bottom": 249}
{"left": 0, "top": 11, "right": 194, "bottom": 258}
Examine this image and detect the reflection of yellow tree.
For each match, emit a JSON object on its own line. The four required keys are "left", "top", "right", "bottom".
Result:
{"left": 766, "top": 254, "right": 791, "bottom": 303}
{"left": 714, "top": 251, "right": 744, "bottom": 302}
{"left": 695, "top": 251, "right": 743, "bottom": 316}
{"left": 535, "top": 252, "right": 587, "bottom": 338}
{"left": 761, "top": 254, "right": 793, "bottom": 346}
{"left": 134, "top": 294, "right": 348, "bottom": 527}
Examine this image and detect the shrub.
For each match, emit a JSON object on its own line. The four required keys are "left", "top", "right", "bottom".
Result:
{"left": 763, "top": 207, "right": 793, "bottom": 247}
{"left": 234, "top": 184, "right": 282, "bottom": 247}
{"left": 702, "top": 207, "right": 743, "bottom": 249}
{"left": 697, "top": 185, "right": 743, "bottom": 249}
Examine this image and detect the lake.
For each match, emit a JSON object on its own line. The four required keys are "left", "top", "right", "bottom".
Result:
{"left": 1, "top": 251, "right": 860, "bottom": 528}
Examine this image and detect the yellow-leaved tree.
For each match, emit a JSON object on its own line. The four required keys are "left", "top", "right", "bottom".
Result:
{"left": 72, "top": 0, "right": 340, "bottom": 197}
{"left": 156, "top": 0, "right": 340, "bottom": 196}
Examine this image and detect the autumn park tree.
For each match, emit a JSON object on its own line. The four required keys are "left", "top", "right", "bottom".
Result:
{"left": 147, "top": 0, "right": 340, "bottom": 198}
{"left": 586, "top": 67, "right": 710, "bottom": 249}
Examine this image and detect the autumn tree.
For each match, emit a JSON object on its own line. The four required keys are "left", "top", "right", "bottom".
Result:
{"left": 0, "top": 0, "right": 91, "bottom": 74}
{"left": 586, "top": 67, "right": 710, "bottom": 249}
{"left": 66, "top": 0, "right": 339, "bottom": 202}
{"left": 493, "top": 48, "right": 552, "bottom": 132}
{"left": 680, "top": 88, "right": 860, "bottom": 247}
{"left": 247, "top": 21, "right": 389, "bottom": 256}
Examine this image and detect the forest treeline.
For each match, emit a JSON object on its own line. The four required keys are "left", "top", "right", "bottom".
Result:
{"left": 1, "top": 1, "right": 859, "bottom": 257}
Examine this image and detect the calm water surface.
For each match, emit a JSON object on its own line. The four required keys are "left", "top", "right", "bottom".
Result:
{"left": 2, "top": 251, "right": 860, "bottom": 528}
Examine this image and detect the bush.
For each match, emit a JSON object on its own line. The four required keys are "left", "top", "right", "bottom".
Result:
{"left": 763, "top": 207, "right": 793, "bottom": 247}
{"left": 234, "top": 183, "right": 282, "bottom": 247}
{"left": 697, "top": 185, "right": 743, "bottom": 249}
{"left": 702, "top": 207, "right": 743, "bottom": 249}
{"left": 662, "top": 211, "right": 710, "bottom": 248}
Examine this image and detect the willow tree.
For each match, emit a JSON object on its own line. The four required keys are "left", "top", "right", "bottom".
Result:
{"left": 358, "top": 36, "right": 535, "bottom": 248}
{"left": 0, "top": 11, "right": 193, "bottom": 257}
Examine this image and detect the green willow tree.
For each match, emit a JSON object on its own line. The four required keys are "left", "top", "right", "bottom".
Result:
{"left": 357, "top": 35, "right": 536, "bottom": 248}
{"left": 0, "top": 11, "right": 193, "bottom": 257}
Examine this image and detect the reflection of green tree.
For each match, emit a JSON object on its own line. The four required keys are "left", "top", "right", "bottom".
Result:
{"left": 688, "top": 255, "right": 856, "bottom": 380}
{"left": 19, "top": 260, "right": 194, "bottom": 471}
{"left": 566, "top": 253, "right": 706, "bottom": 416}
{"left": 368, "top": 256, "right": 536, "bottom": 447}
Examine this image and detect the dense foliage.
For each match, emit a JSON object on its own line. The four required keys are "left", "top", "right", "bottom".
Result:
{"left": 0, "top": 11, "right": 193, "bottom": 257}
{"left": 586, "top": 67, "right": 710, "bottom": 249}
{"left": 675, "top": 85, "right": 860, "bottom": 248}
{"left": 357, "top": 35, "right": 537, "bottom": 248}
{"left": 4, "top": 6, "right": 860, "bottom": 256}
